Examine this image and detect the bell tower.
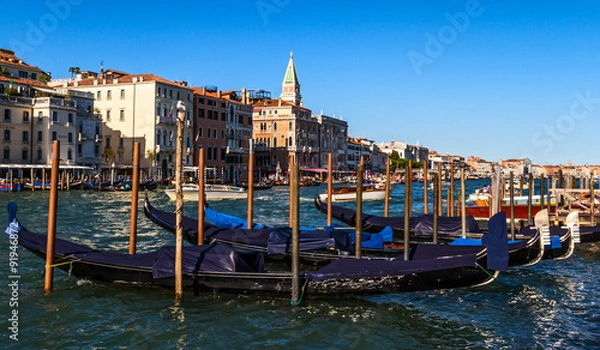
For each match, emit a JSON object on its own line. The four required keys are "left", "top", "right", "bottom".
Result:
{"left": 280, "top": 52, "right": 302, "bottom": 105}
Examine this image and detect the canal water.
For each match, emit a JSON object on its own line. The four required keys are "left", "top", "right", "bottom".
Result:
{"left": 1, "top": 180, "right": 599, "bottom": 349}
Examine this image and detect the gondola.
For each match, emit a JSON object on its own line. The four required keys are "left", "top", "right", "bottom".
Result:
{"left": 6, "top": 201, "right": 504, "bottom": 296}
{"left": 143, "top": 198, "right": 508, "bottom": 269}
{"left": 314, "top": 196, "right": 576, "bottom": 265}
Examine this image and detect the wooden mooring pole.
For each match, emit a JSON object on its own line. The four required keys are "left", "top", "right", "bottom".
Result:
{"left": 174, "top": 101, "right": 185, "bottom": 302}
{"left": 129, "top": 142, "right": 140, "bottom": 254}
{"left": 423, "top": 163, "right": 428, "bottom": 214}
{"left": 384, "top": 156, "right": 391, "bottom": 217}
{"left": 327, "top": 153, "right": 333, "bottom": 226}
{"left": 247, "top": 140, "right": 254, "bottom": 230}
{"left": 291, "top": 159, "right": 301, "bottom": 305}
{"left": 44, "top": 140, "right": 60, "bottom": 295}
{"left": 197, "top": 148, "right": 205, "bottom": 245}
{"left": 355, "top": 156, "right": 364, "bottom": 259}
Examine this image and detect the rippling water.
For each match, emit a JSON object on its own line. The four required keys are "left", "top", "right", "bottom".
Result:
{"left": 1, "top": 180, "right": 599, "bottom": 349}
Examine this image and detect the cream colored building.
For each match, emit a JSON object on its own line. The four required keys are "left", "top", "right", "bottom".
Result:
{"left": 53, "top": 69, "right": 194, "bottom": 177}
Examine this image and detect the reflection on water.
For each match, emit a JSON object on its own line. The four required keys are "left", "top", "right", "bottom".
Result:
{"left": 0, "top": 180, "right": 599, "bottom": 349}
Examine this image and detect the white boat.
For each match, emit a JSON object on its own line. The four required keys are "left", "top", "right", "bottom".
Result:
{"left": 318, "top": 184, "right": 387, "bottom": 202}
{"left": 164, "top": 183, "right": 247, "bottom": 201}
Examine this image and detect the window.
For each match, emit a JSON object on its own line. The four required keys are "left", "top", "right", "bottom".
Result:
{"left": 52, "top": 131, "right": 57, "bottom": 141}
{"left": 119, "top": 109, "right": 125, "bottom": 121}
{"left": 207, "top": 110, "right": 212, "bottom": 120}
{"left": 105, "top": 137, "right": 111, "bottom": 149}
{"left": 198, "top": 127, "right": 203, "bottom": 138}
{"left": 221, "top": 112, "right": 226, "bottom": 121}
{"left": 22, "top": 131, "right": 28, "bottom": 143}
{"left": 107, "top": 90, "right": 112, "bottom": 100}
{"left": 213, "top": 147, "right": 217, "bottom": 160}
{"left": 213, "top": 129, "right": 217, "bottom": 139}
{"left": 221, "top": 147, "right": 226, "bottom": 161}
{"left": 221, "top": 130, "right": 225, "bottom": 139}
{"left": 274, "top": 122, "right": 277, "bottom": 131}
{"left": 169, "top": 90, "right": 173, "bottom": 99}
{"left": 106, "top": 110, "right": 111, "bottom": 121}
{"left": 37, "top": 147, "right": 42, "bottom": 160}
{"left": 31, "top": 73, "right": 37, "bottom": 80}
{"left": 68, "top": 113, "right": 73, "bottom": 125}
{"left": 18, "top": 71, "right": 27, "bottom": 78}
{"left": 4, "top": 129, "right": 10, "bottom": 141}
{"left": 207, "top": 128, "right": 211, "bottom": 139}
{"left": 177, "top": 91, "right": 180, "bottom": 100}
{"left": 4, "top": 109, "right": 11, "bottom": 121}
{"left": 198, "top": 98, "right": 204, "bottom": 104}
{"left": 273, "top": 137, "right": 277, "bottom": 148}
{"left": 198, "top": 108, "right": 205, "bottom": 119}
{"left": 67, "top": 148, "right": 72, "bottom": 160}
{"left": 52, "top": 111, "right": 58, "bottom": 123}
{"left": 68, "top": 133, "right": 73, "bottom": 144}
{"left": 120, "top": 89, "right": 125, "bottom": 99}
{"left": 156, "top": 105, "right": 160, "bottom": 116}
{"left": 157, "top": 87, "right": 161, "bottom": 96}
{"left": 97, "top": 91, "right": 101, "bottom": 100}
{"left": 22, "top": 147, "right": 28, "bottom": 160}
{"left": 3, "top": 147, "right": 9, "bottom": 160}
{"left": 37, "top": 131, "right": 42, "bottom": 142}
{"left": 157, "top": 130, "right": 161, "bottom": 145}
{"left": 23, "top": 111, "right": 29, "bottom": 123}
{"left": 119, "top": 137, "right": 124, "bottom": 149}
{"left": 207, "top": 147, "right": 212, "bottom": 160}
{"left": 77, "top": 144, "right": 82, "bottom": 154}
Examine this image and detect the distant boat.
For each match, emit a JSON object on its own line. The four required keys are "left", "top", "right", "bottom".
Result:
{"left": 164, "top": 183, "right": 247, "bottom": 201}
{"left": 0, "top": 181, "right": 21, "bottom": 192}
{"left": 317, "top": 184, "right": 387, "bottom": 202}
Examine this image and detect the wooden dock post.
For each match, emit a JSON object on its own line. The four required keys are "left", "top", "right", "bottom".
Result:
{"left": 291, "top": 159, "right": 300, "bottom": 305}
{"left": 423, "top": 163, "right": 428, "bottom": 214}
{"left": 129, "top": 142, "right": 140, "bottom": 254}
{"left": 432, "top": 172, "right": 439, "bottom": 245}
{"left": 289, "top": 154, "right": 294, "bottom": 227}
{"left": 44, "top": 140, "right": 60, "bottom": 295}
{"left": 174, "top": 101, "right": 185, "bottom": 302}
{"left": 247, "top": 140, "right": 254, "bottom": 230}
{"left": 460, "top": 168, "right": 467, "bottom": 238}
{"left": 528, "top": 173, "right": 533, "bottom": 225}
{"left": 591, "top": 171, "right": 596, "bottom": 226}
{"left": 197, "top": 148, "right": 205, "bottom": 245}
{"left": 355, "top": 156, "right": 364, "bottom": 259}
{"left": 30, "top": 168, "right": 34, "bottom": 192}
{"left": 449, "top": 161, "right": 454, "bottom": 217}
{"left": 509, "top": 171, "right": 515, "bottom": 240}
{"left": 327, "top": 153, "right": 333, "bottom": 226}
{"left": 437, "top": 163, "right": 443, "bottom": 216}
{"left": 384, "top": 156, "right": 391, "bottom": 217}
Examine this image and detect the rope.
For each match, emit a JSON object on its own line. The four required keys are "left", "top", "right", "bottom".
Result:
{"left": 475, "top": 262, "right": 496, "bottom": 280}
{"left": 289, "top": 280, "right": 308, "bottom": 306}
{"left": 45, "top": 260, "right": 73, "bottom": 268}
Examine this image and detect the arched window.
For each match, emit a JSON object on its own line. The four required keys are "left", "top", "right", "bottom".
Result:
{"left": 273, "top": 122, "right": 277, "bottom": 131}
{"left": 157, "top": 130, "right": 161, "bottom": 145}
{"left": 273, "top": 137, "right": 277, "bottom": 148}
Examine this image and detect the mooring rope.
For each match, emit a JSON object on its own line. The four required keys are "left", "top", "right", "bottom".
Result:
{"left": 475, "top": 262, "right": 496, "bottom": 280}
{"left": 290, "top": 280, "right": 309, "bottom": 306}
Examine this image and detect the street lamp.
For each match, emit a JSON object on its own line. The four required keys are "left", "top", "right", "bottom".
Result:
{"left": 111, "top": 162, "right": 115, "bottom": 185}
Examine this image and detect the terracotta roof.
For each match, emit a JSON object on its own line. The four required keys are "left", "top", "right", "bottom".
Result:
{"left": 0, "top": 75, "right": 49, "bottom": 88}
{"left": 0, "top": 48, "right": 43, "bottom": 71}
{"left": 250, "top": 98, "right": 310, "bottom": 111}
{"left": 66, "top": 72, "right": 191, "bottom": 89}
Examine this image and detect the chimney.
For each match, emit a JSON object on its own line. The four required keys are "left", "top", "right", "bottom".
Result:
{"left": 278, "top": 99, "right": 282, "bottom": 107}
{"left": 242, "top": 88, "right": 247, "bottom": 104}
{"left": 218, "top": 90, "right": 222, "bottom": 98}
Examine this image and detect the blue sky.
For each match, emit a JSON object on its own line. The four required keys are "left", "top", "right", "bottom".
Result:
{"left": 3, "top": 0, "right": 600, "bottom": 166}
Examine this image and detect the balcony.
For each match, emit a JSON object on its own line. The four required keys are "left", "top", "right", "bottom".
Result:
{"left": 156, "top": 115, "right": 176, "bottom": 125}
{"left": 95, "top": 135, "right": 103, "bottom": 143}
{"left": 156, "top": 145, "right": 175, "bottom": 153}
{"left": 226, "top": 146, "right": 244, "bottom": 154}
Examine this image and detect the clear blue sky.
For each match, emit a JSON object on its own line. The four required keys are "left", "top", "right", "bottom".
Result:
{"left": 3, "top": 0, "right": 600, "bottom": 166}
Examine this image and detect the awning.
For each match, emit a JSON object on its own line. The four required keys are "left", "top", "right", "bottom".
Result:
{"left": 300, "top": 168, "right": 328, "bottom": 173}
{"left": 32, "top": 86, "right": 67, "bottom": 96}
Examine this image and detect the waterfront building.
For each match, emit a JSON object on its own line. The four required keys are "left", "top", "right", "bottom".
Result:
{"left": 0, "top": 48, "right": 89, "bottom": 172}
{"left": 378, "top": 140, "right": 429, "bottom": 167}
{"left": 312, "top": 113, "right": 348, "bottom": 172}
{"left": 54, "top": 69, "right": 194, "bottom": 177}
{"left": 192, "top": 87, "right": 252, "bottom": 183}
{"left": 347, "top": 137, "right": 375, "bottom": 172}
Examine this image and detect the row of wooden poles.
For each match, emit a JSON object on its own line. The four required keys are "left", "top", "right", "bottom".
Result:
{"left": 41, "top": 140, "right": 468, "bottom": 303}
{"left": 44, "top": 108, "right": 594, "bottom": 302}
